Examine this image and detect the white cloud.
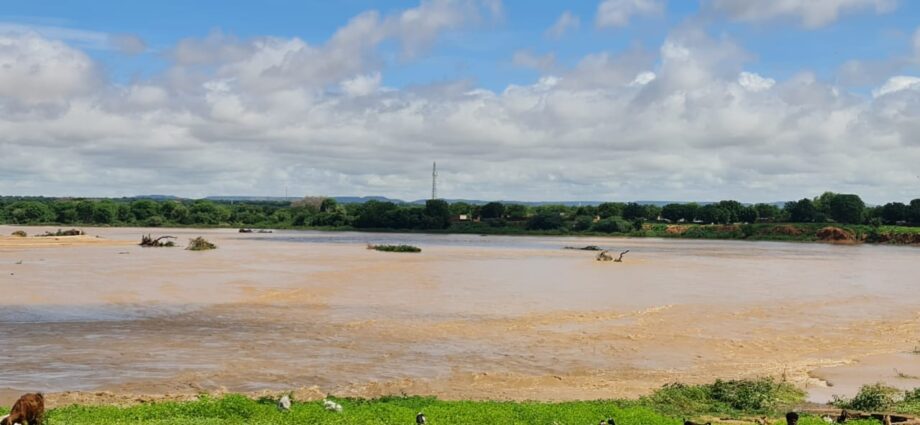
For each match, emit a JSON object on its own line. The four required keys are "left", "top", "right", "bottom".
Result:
{"left": 596, "top": 0, "right": 664, "bottom": 28}
{"left": 340, "top": 72, "right": 382, "bottom": 97}
{"left": 2, "top": 11, "right": 920, "bottom": 203}
{"left": 707, "top": 0, "right": 898, "bottom": 28}
{"left": 738, "top": 71, "right": 776, "bottom": 92}
{"left": 0, "top": 32, "right": 99, "bottom": 103}
{"left": 546, "top": 11, "right": 580, "bottom": 39}
{"left": 872, "top": 75, "right": 920, "bottom": 97}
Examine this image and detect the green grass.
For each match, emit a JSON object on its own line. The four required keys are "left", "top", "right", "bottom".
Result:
{"left": 0, "top": 379, "right": 912, "bottom": 425}
{"left": 367, "top": 244, "right": 422, "bottom": 253}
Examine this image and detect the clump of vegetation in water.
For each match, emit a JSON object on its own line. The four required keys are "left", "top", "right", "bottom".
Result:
{"left": 367, "top": 244, "right": 421, "bottom": 253}
{"left": 139, "top": 234, "right": 176, "bottom": 247}
{"left": 37, "top": 228, "right": 84, "bottom": 237}
{"left": 186, "top": 237, "right": 217, "bottom": 251}
{"left": 10, "top": 230, "right": 27, "bottom": 237}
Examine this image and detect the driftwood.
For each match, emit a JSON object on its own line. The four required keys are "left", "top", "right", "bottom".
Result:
{"left": 139, "top": 234, "right": 177, "bottom": 247}
{"left": 564, "top": 245, "right": 603, "bottom": 251}
{"left": 596, "top": 250, "right": 630, "bottom": 262}
{"left": 239, "top": 228, "right": 253, "bottom": 233}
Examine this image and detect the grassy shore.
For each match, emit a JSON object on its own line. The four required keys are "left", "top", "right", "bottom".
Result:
{"left": 6, "top": 380, "right": 917, "bottom": 425}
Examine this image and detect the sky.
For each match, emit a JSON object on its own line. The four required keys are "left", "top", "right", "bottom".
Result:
{"left": 1, "top": 0, "right": 919, "bottom": 203}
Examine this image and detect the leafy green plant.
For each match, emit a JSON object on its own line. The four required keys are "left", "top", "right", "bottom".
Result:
{"left": 833, "top": 383, "right": 902, "bottom": 411}
{"left": 367, "top": 244, "right": 421, "bottom": 253}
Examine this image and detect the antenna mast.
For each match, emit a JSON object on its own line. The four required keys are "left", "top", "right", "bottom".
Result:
{"left": 431, "top": 162, "right": 438, "bottom": 200}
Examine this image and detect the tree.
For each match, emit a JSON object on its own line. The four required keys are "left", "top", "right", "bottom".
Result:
{"left": 572, "top": 215, "right": 594, "bottom": 231}
{"left": 5, "top": 201, "right": 54, "bottom": 224}
{"left": 160, "top": 202, "right": 190, "bottom": 224}
{"left": 754, "top": 203, "right": 780, "bottom": 222}
{"left": 828, "top": 194, "right": 865, "bottom": 224}
{"left": 320, "top": 198, "right": 338, "bottom": 213}
{"left": 526, "top": 211, "right": 563, "bottom": 230}
{"left": 592, "top": 217, "right": 630, "bottom": 233}
{"left": 596, "top": 202, "right": 624, "bottom": 219}
{"left": 424, "top": 199, "right": 450, "bottom": 229}
{"left": 644, "top": 205, "right": 662, "bottom": 221}
{"left": 717, "top": 200, "right": 744, "bottom": 223}
{"left": 739, "top": 206, "right": 758, "bottom": 224}
{"left": 188, "top": 201, "right": 230, "bottom": 225}
{"left": 813, "top": 191, "right": 837, "bottom": 216}
{"left": 909, "top": 199, "right": 920, "bottom": 224}
{"left": 480, "top": 202, "right": 505, "bottom": 220}
{"left": 91, "top": 201, "right": 119, "bottom": 224}
{"left": 449, "top": 202, "right": 472, "bottom": 216}
{"left": 131, "top": 200, "right": 161, "bottom": 222}
{"left": 697, "top": 205, "right": 730, "bottom": 224}
{"left": 504, "top": 204, "right": 528, "bottom": 220}
{"left": 785, "top": 199, "right": 817, "bottom": 223}
{"left": 622, "top": 203, "right": 647, "bottom": 220}
{"left": 660, "top": 203, "right": 685, "bottom": 223}
{"left": 879, "top": 202, "right": 909, "bottom": 225}
{"left": 354, "top": 200, "right": 399, "bottom": 228}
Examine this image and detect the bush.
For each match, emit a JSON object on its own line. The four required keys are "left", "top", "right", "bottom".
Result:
{"left": 833, "top": 383, "right": 902, "bottom": 411}
{"left": 186, "top": 237, "right": 217, "bottom": 251}
{"left": 644, "top": 378, "right": 804, "bottom": 415}
{"left": 367, "top": 244, "right": 421, "bottom": 253}
{"left": 10, "top": 230, "right": 26, "bottom": 237}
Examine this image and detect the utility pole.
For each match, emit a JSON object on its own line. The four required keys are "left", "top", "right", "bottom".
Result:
{"left": 431, "top": 162, "right": 438, "bottom": 200}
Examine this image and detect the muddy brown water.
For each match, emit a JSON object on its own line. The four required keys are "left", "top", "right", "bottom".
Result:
{"left": 0, "top": 226, "right": 918, "bottom": 403}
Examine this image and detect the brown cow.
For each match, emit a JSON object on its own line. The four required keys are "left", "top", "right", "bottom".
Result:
{"left": 1, "top": 393, "right": 44, "bottom": 425}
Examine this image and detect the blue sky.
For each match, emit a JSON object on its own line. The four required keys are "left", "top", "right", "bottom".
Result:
{"left": 1, "top": 0, "right": 919, "bottom": 202}
{"left": 4, "top": 0, "right": 917, "bottom": 91}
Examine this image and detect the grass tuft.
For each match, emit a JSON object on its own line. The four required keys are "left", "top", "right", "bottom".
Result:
{"left": 186, "top": 237, "right": 217, "bottom": 251}
{"left": 367, "top": 244, "right": 421, "bottom": 253}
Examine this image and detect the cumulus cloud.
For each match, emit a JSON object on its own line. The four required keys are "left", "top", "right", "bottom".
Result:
{"left": 0, "top": 32, "right": 100, "bottom": 104}
{"left": 2, "top": 4, "right": 920, "bottom": 203}
{"left": 872, "top": 75, "right": 920, "bottom": 97}
{"left": 596, "top": 0, "right": 664, "bottom": 28}
{"left": 707, "top": 0, "right": 898, "bottom": 28}
{"left": 546, "top": 11, "right": 580, "bottom": 38}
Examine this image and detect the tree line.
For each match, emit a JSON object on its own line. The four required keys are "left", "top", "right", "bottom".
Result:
{"left": 1, "top": 192, "right": 919, "bottom": 232}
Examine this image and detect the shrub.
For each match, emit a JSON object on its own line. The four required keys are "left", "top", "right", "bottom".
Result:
{"left": 833, "top": 383, "right": 902, "bottom": 411}
{"left": 367, "top": 244, "right": 421, "bottom": 253}
{"left": 644, "top": 378, "right": 804, "bottom": 415}
{"left": 186, "top": 237, "right": 217, "bottom": 251}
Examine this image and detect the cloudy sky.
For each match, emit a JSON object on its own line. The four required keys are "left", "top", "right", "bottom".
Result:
{"left": 1, "top": 0, "right": 919, "bottom": 203}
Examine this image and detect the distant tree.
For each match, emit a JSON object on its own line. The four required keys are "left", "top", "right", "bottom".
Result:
{"left": 131, "top": 200, "right": 161, "bottom": 222}
{"left": 526, "top": 211, "right": 564, "bottom": 230}
{"left": 596, "top": 202, "right": 625, "bottom": 219}
{"left": 716, "top": 200, "right": 744, "bottom": 223}
{"left": 698, "top": 204, "right": 731, "bottom": 224}
{"left": 572, "top": 215, "right": 594, "bottom": 231}
{"left": 812, "top": 191, "right": 838, "bottom": 215}
{"left": 591, "top": 217, "right": 630, "bottom": 233}
{"left": 622, "top": 203, "right": 647, "bottom": 220}
{"left": 5, "top": 201, "right": 54, "bottom": 224}
{"left": 880, "top": 202, "right": 909, "bottom": 225}
{"left": 448, "top": 202, "right": 472, "bottom": 216}
{"left": 504, "top": 204, "right": 528, "bottom": 220}
{"left": 319, "top": 198, "right": 338, "bottom": 213}
{"left": 424, "top": 199, "right": 451, "bottom": 228}
{"left": 828, "top": 194, "right": 865, "bottom": 224}
{"left": 785, "top": 199, "right": 817, "bottom": 223}
{"left": 354, "top": 200, "right": 399, "bottom": 228}
{"left": 754, "top": 203, "right": 781, "bottom": 222}
{"left": 660, "top": 203, "right": 685, "bottom": 222}
{"left": 909, "top": 199, "right": 920, "bottom": 224}
{"left": 188, "top": 201, "right": 230, "bottom": 225}
{"left": 53, "top": 201, "right": 79, "bottom": 223}
{"left": 91, "top": 201, "right": 119, "bottom": 224}
{"left": 739, "top": 206, "right": 758, "bottom": 224}
{"left": 644, "top": 205, "right": 662, "bottom": 221}
{"left": 480, "top": 202, "right": 505, "bottom": 220}
{"left": 160, "top": 201, "right": 189, "bottom": 224}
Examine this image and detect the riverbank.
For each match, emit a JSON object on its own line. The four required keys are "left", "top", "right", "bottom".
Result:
{"left": 2, "top": 378, "right": 918, "bottom": 425}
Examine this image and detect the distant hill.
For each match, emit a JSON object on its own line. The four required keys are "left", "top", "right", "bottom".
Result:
{"left": 140, "top": 195, "right": 787, "bottom": 207}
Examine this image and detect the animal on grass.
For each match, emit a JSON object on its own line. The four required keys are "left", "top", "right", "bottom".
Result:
{"left": 416, "top": 412, "right": 427, "bottom": 424}
{"left": 277, "top": 394, "right": 291, "bottom": 412}
{"left": 786, "top": 412, "right": 799, "bottom": 425}
{"left": 323, "top": 399, "right": 342, "bottom": 413}
{"left": 837, "top": 409, "right": 850, "bottom": 423}
{"left": 1, "top": 393, "right": 44, "bottom": 425}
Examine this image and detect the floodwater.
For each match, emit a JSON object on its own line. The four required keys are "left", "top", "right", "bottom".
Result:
{"left": 0, "top": 226, "right": 918, "bottom": 403}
